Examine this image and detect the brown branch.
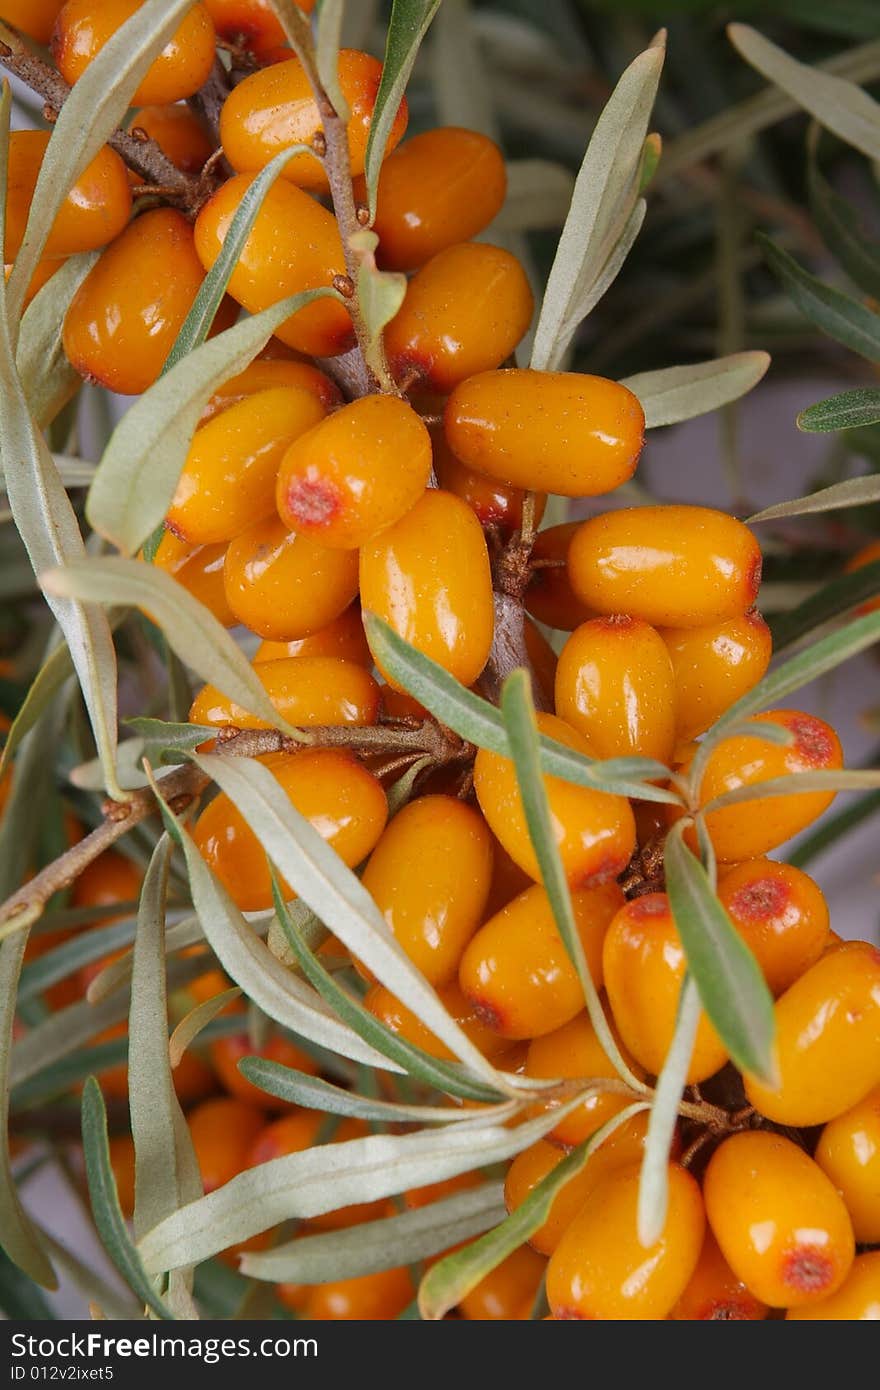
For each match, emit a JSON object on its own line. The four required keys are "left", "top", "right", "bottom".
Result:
{"left": 186, "top": 58, "right": 234, "bottom": 183}
{"left": 315, "top": 346, "right": 375, "bottom": 401}
{"left": 481, "top": 521, "right": 551, "bottom": 711}
{"left": 217, "top": 718, "right": 473, "bottom": 764}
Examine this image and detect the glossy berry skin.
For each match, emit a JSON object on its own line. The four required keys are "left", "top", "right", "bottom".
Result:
{"left": 844, "top": 539, "right": 880, "bottom": 615}
{"left": 473, "top": 712, "right": 636, "bottom": 889}
{"left": 445, "top": 370, "right": 644, "bottom": 499}
{"left": 300, "top": 1267, "right": 414, "bottom": 1321}
{"left": 168, "top": 387, "right": 327, "bottom": 546}
{"left": 815, "top": 1086, "right": 880, "bottom": 1244}
{"left": 354, "top": 126, "right": 507, "bottom": 272}
{"left": 568, "top": 506, "right": 762, "bottom": 628}
{"left": 192, "top": 749, "right": 387, "bottom": 911}
{"left": 72, "top": 849, "right": 142, "bottom": 912}
{"left": 603, "top": 893, "right": 728, "bottom": 1084}
{"left": 190, "top": 655, "right": 380, "bottom": 732}
{"left": 204, "top": 358, "right": 342, "bottom": 420}
{"left": 5, "top": 132, "right": 131, "bottom": 263}
{"left": 63, "top": 208, "right": 208, "bottom": 395}
{"left": 458, "top": 880, "right": 621, "bottom": 1040}
{"left": 0, "top": 0, "right": 65, "bottom": 42}
{"left": 364, "top": 981, "right": 514, "bottom": 1062}
{"left": 254, "top": 604, "right": 370, "bottom": 668}
{"left": 704, "top": 1131, "right": 855, "bottom": 1309}
{"left": 53, "top": 1, "right": 216, "bottom": 106}
{"left": 384, "top": 244, "right": 533, "bottom": 393}
{"left": 670, "top": 1232, "right": 768, "bottom": 1321}
{"left": 786, "top": 1253, "right": 880, "bottom": 1320}
{"left": 194, "top": 175, "right": 353, "bottom": 357}
{"left": 223, "top": 516, "right": 359, "bottom": 641}
{"left": 220, "top": 50, "right": 407, "bottom": 192}
{"left": 716, "top": 859, "right": 830, "bottom": 996}
{"left": 276, "top": 395, "right": 432, "bottom": 549}
{"left": 189, "top": 1097, "right": 266, "bottom": 1192}
{"left": 203, "top": 0, "right": 313, "bottom": 58}
{"left": 524, "top": 522, "right": 596, "bottom": 631}
{"left": 359, "top": 795, "right": 493, "bottom": 986}
{"left": 659, "top": 611, "right": 772, "bottom": 741}
{"left": 360, "top": 488, "right": 494, "bottom": 689}
{"left": 555, "top": 616, "right": 677, "bottom": 764}
{"left": 152, "top": 532, "right": 235, "bottom": 628}
{"left": 458, "top": 1246, "right": 546, "bottom": 1321}
{"left": 210, "top": 1033, "right": 319, "bottom": 1109}
{"left": 745, "top": 942, "right": 880, "bottom": 1127}
{"left": 129, "top": 104, "right": 213, "bottom": 175}
{"left": 547, "top": 1161, "right": 704, "bottom": 1320}
{"left": 433, "top": 431, "right": 546, "bottom": 538}
{"left": 683, "top": 710, "right": 843, "bottom": 862}
{"left": 108, "top": 1135, "right": 136, "bottom": 1219}
{"left": 525, "top": 1011, "right": 644, "bottom": 1147}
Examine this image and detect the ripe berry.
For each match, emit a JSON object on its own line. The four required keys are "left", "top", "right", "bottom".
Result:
{"left": 473, "top": 711, "right": 636, "bottom": 888}
{"left": 568, "top": 505, "right": 762, "bottom": 628}
{"left": 785, "top": 1252, "right": 880, "bottom": 1320}
{"left": 524, "top": 1010, "right": 644, "bottom": 1147}
{"left": 53, "top": 0, "right": 216, "bottom": 106}
{"left": 299, "top": 1267, "right": 414, "bottom": 1320}
{"left": 203, "top": 357, "right": 342, "bottom": 421}
{"left": 107, "top": 1134, "right": 136, "bottom": 1219}
{"left": 458, "top": 880, "right": 621, "bottom": 1040}
{"left": 670, "top": 1231, "right": 768, "bottom": 1321}
{"left": 704, "top": 1131, "right": 854, "bottom": 1309}
{"left": 524, "top": 522, "right": 596, "bottom": 632}
{"left": 715, "top": 859, "right": 830, "bottom": 995}
{"left": 276, "top": 395, "right": 432, "bottom": 549}
{"left": 72, "top": 849, "right": 142, "bottom": 911}
{"left": 253, "top": 604, "right": 371, "bottom": 668}
{"left": 203, "top": 0, "right": 312, "bottom": 59}
{"left": 0, "top": 0, "right": 65, "bottom": 43}
{"left": 128, "top": 104, "right": 214, "bottom": 175}
{"left": 152, "top": 532, "right": 235, "bottom": 628}
{"left": 364, "top": 981, "right": 514, "bottom": 1062}
{"left": 432, "top": 430, "right": 546, "bottom": 538}
{"left": 815, "top": 1086, "right": 880, "bottom": 1244}
{"left": 5, "top": 131, "right": 131, "bottom": 263}
{"left": 210, "top": 1033, "right": 319, "bottom": 1110}
{"left": 384, "top": 243, "right": 533, "bottom": 393}
{"left": 458, "top": 1245, "right": 546, "bottom": 1320}
{"left": 190, "top": 655, "right": 380, "bottom": 731}
{"left": 223, "top": 516, "right": 359, "bottom": 641}
{"left": 659, "top": 611, "right": 772, "bottom": 741}
{"left": 189, "top": 1096, "right": 265, "bottom": 1192}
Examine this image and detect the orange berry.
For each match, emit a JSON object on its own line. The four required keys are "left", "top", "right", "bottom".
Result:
{"left": 63, "top": 208, "right": 210, "bottom": 395}
{"left": 363, "top": 981, "right": 514, "bottom": 1063}
{"left": 659, "top": 611, "right": 772, "bottom": 741}
{"left": 253, "top": 603, "right": 370, "bottom": 668}
{"left": 203, "top": 0, "right": 313, "bottom": 58}
{"left": 458, "top": 880, "right": 621, "bottom": 1040}
{"left": 128, "top": 104, "right": 213, "bottom": 175}
{"left": 786, "top": 1252, "right": 880, "bottom": 1320}
{"left": 445, "top": 370, "right": 644, "bottom": 499}
{"left": 72, "top": 850, "right": 141, "bottom": 913}
{"left": 384, "top": 244, "right": 533, "bottom": 393}
{"left": 704, "top": 1131, "right": 854, "bottom": 1308}
{"left": 360, "top": 488, "right": 494, "bottom": 688}
{"left": 190, "top": 655, "right": 380, "bottom": 731}
{"left": 524, "top": 522, "right": 596, "bottom": 632}
{"left": 189, "top": 1097, "right": 265, "bottom": 1192}
{"left": 210, "top": 1033, "right": 319, "bottom": 1110}
{"left": 203, "top": 357, "right": 342, "bottom": 420}
{"left": 220, "top": 50, "right": 407, "bottom": 192}
{"left": 546, "top": 1161, "right": 704, "bottom": 1320}
{"left": 602, "top": 893, "right": 729, "bottom": 1083}
{"left": 0, "top": 0, "right": 65, "bottom": 43}
{"left": 108, "top": 1134, "right": 136, "bottom": 1220}
{"left": 170, "top": 1048, "right": 216, "bottom": 1106}
{"left": 5, "top": 131, "right": 131, "bottom": 263}
{"left": 523, "top": 617, "right": 558, "bottom": 711}
{"left": 53, "top": 0, "right": 216, "bottom": 106}
{"left": 524, "top": 1010, "right": 644, "bottom": 1147}
{"left": 815, "top": 1086, "right": 880, "bottom": 1244}
{"left": 193, "top": 174, "right": 353, "bottom": 357}
{"left": 223, "top": 515, "right": 359, "bottom": 641}
{"left": 744, "top": 942, "right": 880, "bottom": 1127}
{"left": 568, "top": 506, "right": 762, "bottom": 628}
{"left": 715, "top": 859, "right": 830, "bottom": 996}
{"left": 151, "top": 532, "right": 235, "bottom": 627}
{"left": 299, "top": 1267, "right": 414, "bottom": 1320}
{"left": 276, "top": 395, "right": 432, "bottom": 549}
{"left": 473, "top": 711, "right": 636, "bottom": 889}
{"left": 844, "top": 539, "right": 880, "bottom": 615}
{"left": 554, "top": 616, "right": 677, "bottom": 764}
{"left": 458, "top": 1245, "right": 546, "bottom": 1320}
{"left": 245, "top": 1109, "right": 321, "bottom": 1167}
{"left": 403, "top": 1172, "right": 482, "bottom": 1211}
{"left": 670, "top": 1231, "right": 768, "bottom": 1321}
{"left": 432, "top": 429, "right": 546, "bottom": 538}
{"left": 353, "top": 127, "right": 507, "bottom": 272}
{"left": 186, "top": 964, "right": 244, "bottom": 1014}
{"left": 192, "top": 748, "right": 387, "bottom": 911}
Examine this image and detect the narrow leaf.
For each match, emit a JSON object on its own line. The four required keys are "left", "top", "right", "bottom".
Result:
{"left": 620, "top": 351, "right": 771, "bottom": 429}
{"left": 637, "top": 979, "right": 701, "bottom": 1246}
{"left": 125, "top": 718, "right": 218, "bottom": 768}
{"left": 363, "top": 0, "right": 442, "bottom": 218}
{"left": 796, "top": 391, "right": 880, "bottom": 435}
{"left": 168, "top": 990, "right": 242, "bottom": 1068}
{"left": 16, "top": 253, "right": 98, "bottom": 428}
{"left": 18, "top": 918, "right": 138, "bottom": 1005}
{"left": 0, "top": 636, "right": 72, "bottom": 780}
{"left": 760, "top": 234, "right": 880, "bottom": 363}
{"left": 770, "top": 560, "right": 880, "bottom": 650}
{"left": 315, "top": 0, "right": 349, "bottom": 120}
{"left": 808, "top": 158, "right": 880, "bottom": 301}
{"left": 702, "top": 767, "right": 880, "bottom": 814}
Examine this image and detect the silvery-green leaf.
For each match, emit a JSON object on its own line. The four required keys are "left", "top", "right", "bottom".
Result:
{"left": 315, "top": 0, "right": 349, "bottom": 120}
{"left": 796, "top": 390, "right": 880, "bottom": 435}
{"left": 357, "top": 259, "right": 407, "bottom": 376}
{"left": 36, "top": 1229, "right": 140, "bottom": 1322}
{"left": 750, "top": 471, "right": 880, "bottom": 522}
{"left": 637, "top": 979, "right": 701, "bottom": 1246}
{"left": 760, "top": 234, "right": 880, "bottom": 363}
{"left": 771, "top": 560, "right": 880, "bottom": 651}
{"left": 494, "top": 160, "right": 576, "bottom": 233}
{"left": 363, "top": 0, "right": 442, "bottom": 217}
{"left": 702, "top": 768, "right": 880, "bottom": 814}
{"left": 15, "top": 254, "right": 97, "bottom": 429}
{"left": 18, "top": 917, "right": 139, "bottom": 1005}
{"left": 124, "top": 718, "right": 218, "bottom": 768}
{"left": 168, "top": 991, "right": 242, "bottom": 1069}
{"left": 808, "top": 157, "right": 880, "bottom": 302}
{"left": 621, "top": 351, "right": 771, "bottom": 429}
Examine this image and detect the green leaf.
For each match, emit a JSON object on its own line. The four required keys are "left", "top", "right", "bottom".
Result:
{"left": 356, "top": 255, "right": 407, "bottom": 377}
{"left": 81, "top": 1078, "right": 174, "bottom": 1320}
{"left": 620, "top": 351, "right": 771, "bottom": 429}
{"left": 759, "top": 234, "right": 880, "bottom": 363}
{"left": 363, "top": 0, "right": 442, "bottom": 218}
{"left": 0, "top": 636, "right": 71, "bottom": 780}
{"left": 125, "top": 717, "right": 218, "bottom": 767}
{"left": 0, "top": 1245, "right": 54, "bottom": 1318}
{"left": 15, "top": 253, "right": 97, "bottom": 429}
{"left": 241, "top": 1182, "right": 506, "bottom": 1282}
{"left": 37, "top": 1229, "right": 141, "bottom": 1322}
{"left": 85, "top": 287, "right": 339, "bottom": 556}
{"left": 11, "top": 1038, "right": 128, "bottom": 1111}
{"left": 84, "top": 912, "right": 203, "bottom": 1006}
{"left": 770, "top": 560, "right": 880, "bottom": 650}
{"left": 728, "top": 23, "right": 880, "bottom": 160}
{"left": 315, "top": 0, "right": 350, "bottom": 120}
{"left": 808, "top": 158, "right": 880, "bottom": 301}
{"left": 168, "top": 990, "right": 241, "bottom": 1068}
{"left": 788, "top": 788, "right": 880, "bottom": 868}
{"left": 664, "top": 827, "right": 776, "bottom": 1084}
{"left": 637, "top": 978, "right": 701, "bottom": 1247}
{"left": 796, "top": 391, "right": 880, "bottom": 435}
{"left": 18, "top": 917, "right": 138, "bottom": 1005}
{"left": 702, "top": 767, "right": 880, "bottom": 815}
{"left": 751, "top": 471, "right": 880, "bottom": 521}
{"left": 530, "top": 39, "right": 664, "bottom": 371}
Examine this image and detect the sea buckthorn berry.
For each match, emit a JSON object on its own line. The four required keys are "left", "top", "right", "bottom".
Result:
{"left": 359, "top": 795, "right": 493, "bottom": 987}
{"left": 192, "top": 749, "right": 388, "bottom": 911}
{"left": 167, "top": 387, "right": 326, "bottom": 546}
{"left": 276, "top": 395, "right": 432, "bottom": 549}
{"left": 555, "top": 616, "right": 677, "bottom": 764}
{"left": 844, "top": 539, "right": 880, "bottom": 614}
{"left": 716, "top": 859, "right": 830, "bottom": 996}
{"left": 744, "top": 942, "right": 880, "bottom": 1127}
{"left": 815, "top": 1086, "right": 880, "bottom": 1243}
{"left": 190, "top": 656, "right": 380, "bottom": 731}
{"left": 524, "top": 618, "right": 558, "bottom": 710}
{"left": 353, "top": 127, "right": 507, "bottom": 272}
{"left": 602, "top": 893, "right": 728, "bottom": 1083}
{"left": 445, "top": 370, "right": 645, "bottom": 499}
{"left": 203, "top": 0, "right": 313, "bottom": 59}
{"left": 63, "top": 208, "right": 210, "bottom": 396}
{"left": 203, "top": 358, "right": 342, "bottom": 421}
{"left": 458, "top": 881, "right": 621, "bottom": 1040}
{"left": 210, "top": 1034, "right": 319, "bottom": 1109}
{"left": 0, "top": 0, "right": 65, "bottom": 43}
{"left": 680, "top": 710, "right": 843, "bottom": 862}
{"left": 458, "top": 1245, "right": 546, "bottom": 1320}
{"left": 108, "top": 1135, "right": 136, "bottom": 1220}
{"left": 5, "top": 132, "right": 131, "bottom": 263}
{"left": 193, "top": 175, "right": 353, "bottom": 357}
{"left": 360, "top": 488, "right": 494, "bottom": 688}
{"left": 299, "top": 1267, "right": 414, "bottom": 1321}
{"left": 220, "top": 50, "right": 407, "bottom": 192}
{"left": 52, "top": 1, "right": 216, "bottom": 106}
{"left": 128, "top": 104, "right": 212, "bottom": 177}
{"left": 525, "top": 1011, "right": 644, "bottom": 1147}
{"left": 704, "top": 1131, "right": 854, "bottom": 1309}
{"left": 568, "top": 506, "right": 762, "bottom": 628}
{"left": 169, "top": 1049, "right": 216, "bottom": 1106}
{"left": 670, "top": 1232, "right": 768, "bottom": 1321}
{"left": 384, "top": 244, "right": 533, "bottom": 393}
{"left": 473, "top": 711, "right": 636, "bottom": 888}
{"left": 547, "top": 1161, "right": 704, "bottom": 1320}
{"left": 152, "top": 532, "right": 235, "bottom": 628}
{"left": 253, "top": 604, "right": 371, "bottom": 668}
{"left": 72, "top": 849, "right": 142, "bottom": 913}
{"left": 659, "top": 611, "right": 772, "bottom": 741}
{"left": 223, "top": 516, "right": 359, "bottom": 641}
{"left": 189, "top": 1097, "right": 265, "bottom": 1192}
{"left": 524, "top": 522, "right": 596, "bottom": 631}
{"left": 432, "top": 430, "right": 546, "bottom": 538}
{"left": 484, "top": 837, "right": 533, "bottom": 919}
{"left": 364, "top": 981, "right": 515, "bottom": 1062}
{"left": 786, "top": 1253, "right": 880, "bottom": 1320}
